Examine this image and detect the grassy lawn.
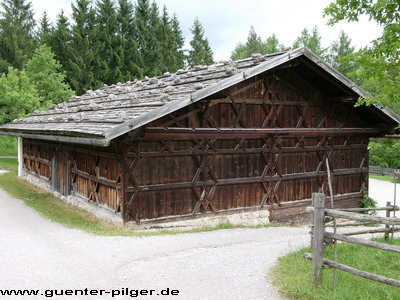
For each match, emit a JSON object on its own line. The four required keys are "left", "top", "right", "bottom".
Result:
{"left": 0, "top": 158, "right": 275, "bottom": 236}
{"left": 369, "top": 174, "right": 400, "bottom": 183}
{"left": 271, "top": 238, "right": 400, "bottom": 299}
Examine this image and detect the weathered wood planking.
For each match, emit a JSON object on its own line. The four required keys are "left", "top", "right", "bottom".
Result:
{"left": 122, "top": 74, "right": 370, "bottom": 223}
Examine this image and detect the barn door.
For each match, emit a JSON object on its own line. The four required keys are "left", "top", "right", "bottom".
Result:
{"left": 52, "top": 150, "right": 70, "bottom": 196}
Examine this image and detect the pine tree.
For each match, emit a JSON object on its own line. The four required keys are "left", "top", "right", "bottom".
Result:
{"left": 158, "top": 6, "right": 178, "bottom": 73}
{"left": 37, "top": 11, "right": 53, "bottom": 45}
{"left": 188, "top": 17, "right": 213, "bottom": 66}
{"left": 0, "top": 0, "right": 37, "bottom": 72}
{"left": 68, "top": 0, "right": 96, "bottom": 94}
{"left": 93, "top": 0, "right": 123, "bottom": 85}
{"left": 49, "top": 11, "right": 72, "bottom": 73}
{"left": 117, "top": 0, "right": 143, "bottom": 81}
{"left": 134, "top": 0, "right": 161, "bottom": 77}
{"left": 170, "top": 13, "right": 185, "bottom": 70}
{"left": 329, "top": 30, "right": 355, "bottom": 75}
{"left": 293, "top": 27, "right": 326, "bottom": 57}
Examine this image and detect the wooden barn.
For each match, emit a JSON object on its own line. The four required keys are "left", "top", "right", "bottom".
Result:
{"left": 1, "top": 48, "right": 399, "bottom": 224}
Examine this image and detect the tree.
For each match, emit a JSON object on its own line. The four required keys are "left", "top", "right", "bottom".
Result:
{"left": 329, "top": 30, "right": 356, "bottom": 75}
{"left": 0, "top": 0, "right": 37, "bottom": 72}
{"left": 158, "top": 6, "right": 183, "bottom": 73}
{"left": 231, "top": 28, "right": 283, "bottom": 60}
{"left": 265, "top": 34, "right": 282, "bottom": 54}
{"left": 324, "top": 0, "right": 400, "bottom": 112}
{"left": 134, "top": 0, "right": 161, "bottom": 77}
{"left": 116, "top": 0, "right": 143, "bottom": 81}
{"left": 293, "top": 27, "right": 326, "bottom": 57}
{"left": 26, "top": 45, "right": 74, "bottom": 107}
{"left": 0, "top": 67, "right": 41, "bottom": 124}
{"left": 49, "top": 11, "right": 72, "bottom": 73}
{"left": 68, "top": 0, "right": 97, "bottom": 94}
{"left": 37, "top": 11, "right": 53, "bottom": 45}
{"left": 188, "top": 17, "right": 213, "bottom": 66}
{"left": 170, "top": 13, "right": 185, "bottom": 70}
{"left": 93, "top": 0, "right": 123, "bottom": 84}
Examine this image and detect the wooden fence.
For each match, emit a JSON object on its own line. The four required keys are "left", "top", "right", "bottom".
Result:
{"left": 305, "top": 193, "right": 400, "bottom": 288}
{"left": 369, "top": 165, "right": 398, "bottom": 176}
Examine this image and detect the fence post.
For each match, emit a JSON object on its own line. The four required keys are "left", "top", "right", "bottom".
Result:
{"left": 385, "top": 201, "right": 391, "bottom": 240}
{"left": 312, "top": 192, "right": 325, "bottom": 287}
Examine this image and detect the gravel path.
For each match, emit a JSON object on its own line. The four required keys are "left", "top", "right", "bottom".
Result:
{"left": 0, "top": 186, "right": 310, "bottom": 300}
{"left": 0, "top": 177, "right": 393, "bottom": 299}
{"left": 369, "top": 178, "right": 399, "bottom": 217}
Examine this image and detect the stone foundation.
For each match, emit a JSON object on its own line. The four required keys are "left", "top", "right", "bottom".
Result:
{"left": 21, "top": 171, "right": 270, "bottom": 230}
{"left": 21, "top": 171, "right": 123, "bottom": 225}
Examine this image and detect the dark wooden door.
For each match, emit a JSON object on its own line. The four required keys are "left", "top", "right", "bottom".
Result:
{"left": 52, "top": 150, "right": 70, "bottom": 196}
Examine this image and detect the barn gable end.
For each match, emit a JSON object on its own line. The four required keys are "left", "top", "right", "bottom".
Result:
{"left": 1, "top": 48, "right": 399, "bottom": 225}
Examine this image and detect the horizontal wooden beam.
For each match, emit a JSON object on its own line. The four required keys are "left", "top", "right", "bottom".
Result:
{"left": 304, "top": 253, "right": 400, "bottom": 287}
{"left": 143, "top": 127, "right": 383, "bottom": 139}
{"left": 306, "top": 207, "right": 400, "bottom": 226}
{"left": 126, "top": 168, "right": 368, "bottom": 192}
{"left": 214, "top": 98, "right": 311, "bottom": 106}
{"left": 126, "top": 144, "right": 366, "bottom": 158}
{"left": 73, "top": 169, "right": 120, "bottom": 189}
{"left": 325, "top": 232, "right": 400, "bottom": 253}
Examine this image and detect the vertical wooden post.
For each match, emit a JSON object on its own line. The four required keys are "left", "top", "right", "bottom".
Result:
{"left": 385, "top": 201, "right": 391, "bottom": 240}
{"left": 312, "top": 192, "right": 325, "bottom": 287}
{"left": 17, "top": 137, "right": 23, "bottom": 177}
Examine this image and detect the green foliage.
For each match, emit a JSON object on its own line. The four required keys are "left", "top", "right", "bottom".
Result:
{"left": 329, "top": 30, "right": 356, "bottom": 75}
{"left": 37, "top": 11, "right": 53, "bottom": 45}
{"left": 293, "top": 27, "right": 327, "bottom": 57}
{"left": 93, "top": 0, "right": 123, "bottom": 85}
{"left": 0, "top": 136, "right": 17, "bottom": 156}
{"left": 68, "top": 0, "right": 97, "bottom": 94}
{"left": 0, "top": 67, "right": 41, "bottom": 124}
{"left": 48, "top": 11, "right": 71, "bottom": 72}
{"left": 324, "top": 0, "right": 400, "bottom": 113}
{"left": 231, "top": 27, "right": 283, "bottom": 60}
{"left": 0, "top": 0, "right": 37, "bottom": 72}
{"left": 116, "top": 0, "right": 143, "bottom": 81}
{"left": 170, "top": 13, "right": 185, "bottom": 70}
{"left": 26, "top": 45, "right": 74, "bottom": 106}
{"left": 272, "top": 238, "right": 400, "bottom": 299}
{"left": 188, "top": 17, "right": 214, "bottom": 66}
{"left": 360, "top": 185, "right": 377, "bottom": 214}
{"left": 134, "top": 0, "right": 162, "bottom": 77}
{"left": 369, "top": 139, "right": 400, "bottom": 168}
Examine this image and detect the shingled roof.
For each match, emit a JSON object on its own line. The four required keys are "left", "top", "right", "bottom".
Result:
{"left": 0, "top": 47, "right": 399, "bottom": 146}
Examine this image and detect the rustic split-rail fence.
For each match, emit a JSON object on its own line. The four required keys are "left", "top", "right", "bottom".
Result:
{"left": 305, "top": 193, "right": 400, "bottom": 288}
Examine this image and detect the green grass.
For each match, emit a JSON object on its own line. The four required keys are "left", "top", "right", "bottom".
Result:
{"left": 369, "top": 174, "right": 400, "bottom": 183}
{"left": 0, "top": 136, "right": 17, "bottom": 156}
{"left": 0, "top": 158, "right": 277, "bottom": 236}
{"left": 271, "top": 238, "right": 400, "bottom": 299}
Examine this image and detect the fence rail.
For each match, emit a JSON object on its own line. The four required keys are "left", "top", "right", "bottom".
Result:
{"left": 306, "top": 193, "right": 400, "bottom": 288}
{"left": 369, "top": 165, "right": 397, "bottom": 176}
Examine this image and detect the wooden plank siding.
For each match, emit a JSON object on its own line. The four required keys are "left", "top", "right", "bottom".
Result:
{"left": 22, "top": 139, "right": 123, "bottom": 213}
{"left": 121, "top": 73, "right": 374, "bottom": 223}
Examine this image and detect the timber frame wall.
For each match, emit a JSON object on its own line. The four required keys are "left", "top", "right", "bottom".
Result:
{"left": 22, "top": 69, "right": 380, "bottom": 223}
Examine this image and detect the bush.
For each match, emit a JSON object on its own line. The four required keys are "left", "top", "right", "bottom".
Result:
{"left": 0, "top": 136, "right": 17, "bottom": 156}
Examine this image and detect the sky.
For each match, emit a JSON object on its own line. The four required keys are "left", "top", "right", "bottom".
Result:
{"left": 29, "top": 0, "right": 383, "bottom": 61}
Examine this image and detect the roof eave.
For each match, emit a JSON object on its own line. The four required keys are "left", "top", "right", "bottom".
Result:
{"left": 0, "top": 131, "right": 111, "bottom": 147}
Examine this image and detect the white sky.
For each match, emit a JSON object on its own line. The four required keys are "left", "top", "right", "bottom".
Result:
{"left": 30, "top": 0, "right": 382, "bottom": 61}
